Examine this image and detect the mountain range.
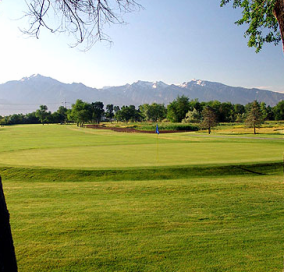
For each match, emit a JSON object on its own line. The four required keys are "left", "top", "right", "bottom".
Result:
{"left": 0, "top": 74, "right": 283, "bottom": 116}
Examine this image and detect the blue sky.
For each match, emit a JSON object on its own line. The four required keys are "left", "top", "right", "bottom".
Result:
{"left": 0, "top": 0, "right": 283, "bottom": 92}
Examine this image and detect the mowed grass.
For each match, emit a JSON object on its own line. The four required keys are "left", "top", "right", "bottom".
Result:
{"left": 1, "top": 124, "right": 284, "bottom": 271}
{"left": 0, "top": 124, "right": 283, "bottom": 169}
{"left": 5, "top": 174, "right": 284, "bottom": 272}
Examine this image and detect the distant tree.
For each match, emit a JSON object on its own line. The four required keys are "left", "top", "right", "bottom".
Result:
{"left": 218, "top": 102, "right": 235, "bottom": 122}
{"left": 7, "top": 114, "right": 25, "bottom": 125}
{"left": 200, "top": 106, "right": 218, "bottom": 134}
{"left": 273, "top": 100, "right": 284, "bottom": 120}
{"left": 265, "top": 105, "right": 275, "bottom": 120}
{"left": 235, "top": 113, "right": 245, "bottom": 123}
{"left": 114, "top": 106, "right": 120, "bottom": 114}
{"left": 115, "top": 106, "right": 132, "bottom": 122}
{"left": 139, "top": 103, "right": 167, "bottom": 122}
{"left": 149, "top": 103, "right": 167, "bottom": 121}
{"left": 70, "top": 99, "right": 92, "bottom": 126}
{"left": 205, "top": 100, "right": 223, "bottom": 121}
{"left": 56, "top": 106, "right": 68, "bottom": 123}
{"left": 113, "top": 106, "right": 120, "bottom": 122}
{"left": 77, "top": 110, "right": 92, "bottom": 126}
{"left": 138, "top": 104, "right": 149, "bottom": 121}
{"left": 35, "top": 105, "right": 49, "bottom": 124}
{"left": 188, "top": 99, "right": 202, "bottom": 113}
{"left": 105, "top": 104, "right": 114, "bottom": 121}
{"left": 91, "top": 102, "right": 105, "bottom": 124}
{"left": 259, "top": 102, "right": 274, "bottom": 120}
{"left": 234, "top": 104, "right": 246, "bottom": 115}
{"left": 24, "top": 112, "right": 40, "bottom": 124}
{"left": 44, "top": 111, "right": 53, "bottom": 124}
{"left": 115, "top": 105, "right": 142, "bottom": 122}
{"left": 167, "top": 95, "right": 190, "bottom": 122}
{"left": 49, "top": 112, "right": 62, "bottom": 123}
{"left": 245, "top": 100, "right": 264, "bottom": 134}
{"left": 182, "top": 109, "right": 201, "bottom": 123}
{"left": 221, "top": 0, "right": 284, "bottom": 53}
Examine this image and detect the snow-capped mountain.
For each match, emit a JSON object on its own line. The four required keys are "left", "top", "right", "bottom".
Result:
{"left": 0, "top": 74, "right": 283, "bottom": 115}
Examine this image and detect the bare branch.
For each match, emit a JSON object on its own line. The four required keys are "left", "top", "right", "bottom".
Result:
{"left": 21, "top": 0, "right": 142, "bottom": 49}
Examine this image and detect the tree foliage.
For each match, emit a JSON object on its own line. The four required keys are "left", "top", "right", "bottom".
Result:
{"left": 105, "top": 104, "right": 114, "bottom": 120}
{"left": 35, "top": 105, "right": 49, "bottom": 124}
{"left": 245, "top": 100, "right": 264, "bottom": 134}
{"left": 167, "top": 96, "right": 190, "bottom": 122}
{"left": 273, "top": 100, "right": 284, "bottom": 119}
{"left": 115, "top": 105, "right": 142, "bottom": 122}
{"left": 3, "top": 97, "right": 284, "bottom": 127}
{"left": 221, "top": 0, "right": 284, "bottom": 52}
{"left": 91, "top": 101, "right": 104, "bottom": 124}
{"left": 200, "top": 106, "right": 218, "bottom": 134}
{"left": 139, "top": 103, "right": 167, "bottom": 122}
{"left": 70, "top": 99, "right": 92, "bottom": 126}
{"left": 182, "top": 109, "right": 201, "bottom": 123}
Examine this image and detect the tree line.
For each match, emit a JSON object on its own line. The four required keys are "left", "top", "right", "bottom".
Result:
{"left": 1, "top": 96, "right": 284, "bottom": 128}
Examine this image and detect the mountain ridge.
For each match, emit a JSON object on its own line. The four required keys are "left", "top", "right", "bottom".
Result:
{"left": 0, "top": 74, "right": 283, "bottom": 115}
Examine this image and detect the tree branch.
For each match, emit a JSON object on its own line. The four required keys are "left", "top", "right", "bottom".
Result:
{"left": 21, "top": 0, "right": 142, "bottom": 50}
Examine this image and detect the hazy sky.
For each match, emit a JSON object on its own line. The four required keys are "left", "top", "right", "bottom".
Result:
{"left": 0, "top": 0, "right": 283, "bottom": 92}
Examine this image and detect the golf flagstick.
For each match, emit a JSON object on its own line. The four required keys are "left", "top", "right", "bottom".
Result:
{"left": 156, "top": 124, "right": 159, "bottom": 164}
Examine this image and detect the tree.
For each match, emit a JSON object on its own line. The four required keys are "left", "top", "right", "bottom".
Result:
{"left": 105, "top": 104, "right": 114, "bottom": 121}
{"left": 91, "top": 102, "right": 104, "bottom": 124}
{"left": 167, "top": 96, "right": 190, "bottom": 122}
{"left": 245, "top": 100, "right": 264, "bottom": 134}
{"left": 113, "top": 106, "right": 120, "bottom": 122}
{"left": 221, "top": 0, "right": 284, "bottom": 52}
{"left": 200, "top": 106, "right": 218, "bottom": 134}
{"left": 259, "top": 102, "right": 274, "bottom": 120}
{"left": 22, "top": 0, "right": 141, "bottom": 49}
{"left": 35, "top": 105, "right": 49, "bottom": 124}
{"left": 70, "top": 99, "right": 92, "bottom": 126}
{"left": 24, "top": 112, "right": 40, "bottom": 124}
{"left": 139, "top": 103, "right": 167, "bottom": 122}
{"left": 182, "top": 109, "right": 201, "bottom": 123}
{"left": 273, "top": 100, "right": 284, "bottom": 120}
{"left": 56, "top": 106, "right": 68, "bottom": 123}
{"left": 234, "top": 103, "right": 246, "bottom": 115}
{"left": 114, "top": 106, "right": 120, "bottom": 114}
{"left": 188, "top": 99, "right": 202, "bottom": 113}
{"left": 115, "top": 105, "right": 142, "bottom": 122}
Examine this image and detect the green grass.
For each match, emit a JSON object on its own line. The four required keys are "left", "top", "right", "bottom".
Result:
{"left": 0, "top": 124, "right": 284, "bottom": 169}
{"left": 5, "top": 174, "right": 284, "bottom": 271}
{"left": 1, "top": 124, "right": 284, "bottom": 271}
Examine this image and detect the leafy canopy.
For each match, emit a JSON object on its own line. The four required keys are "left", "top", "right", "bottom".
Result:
{"left": 220, "top": 0, "right": 281, "bottom": 52}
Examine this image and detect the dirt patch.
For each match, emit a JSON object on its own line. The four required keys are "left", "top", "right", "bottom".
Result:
{"left": 85, "top": 124, "right": 186, "bottom": 134}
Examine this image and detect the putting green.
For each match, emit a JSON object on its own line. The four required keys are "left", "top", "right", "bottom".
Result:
{"left": 0, "top": 124, "right": 282, "bottom": 169}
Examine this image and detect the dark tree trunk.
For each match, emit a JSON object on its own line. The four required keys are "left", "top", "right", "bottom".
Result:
{"left": 0, "top": 176, "right": 17, "bottom": 272}
{"left": 273, "top": 0, "right": 284, "bottom": 52}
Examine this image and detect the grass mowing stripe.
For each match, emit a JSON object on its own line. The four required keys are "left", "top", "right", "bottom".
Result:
{"left": 0, "top": 162, "right": 282, "bottom": 182}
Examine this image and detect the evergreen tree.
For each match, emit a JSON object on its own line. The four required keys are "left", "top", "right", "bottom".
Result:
{"left": 245, "top": 100, "right": 264, "bottom": 134}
